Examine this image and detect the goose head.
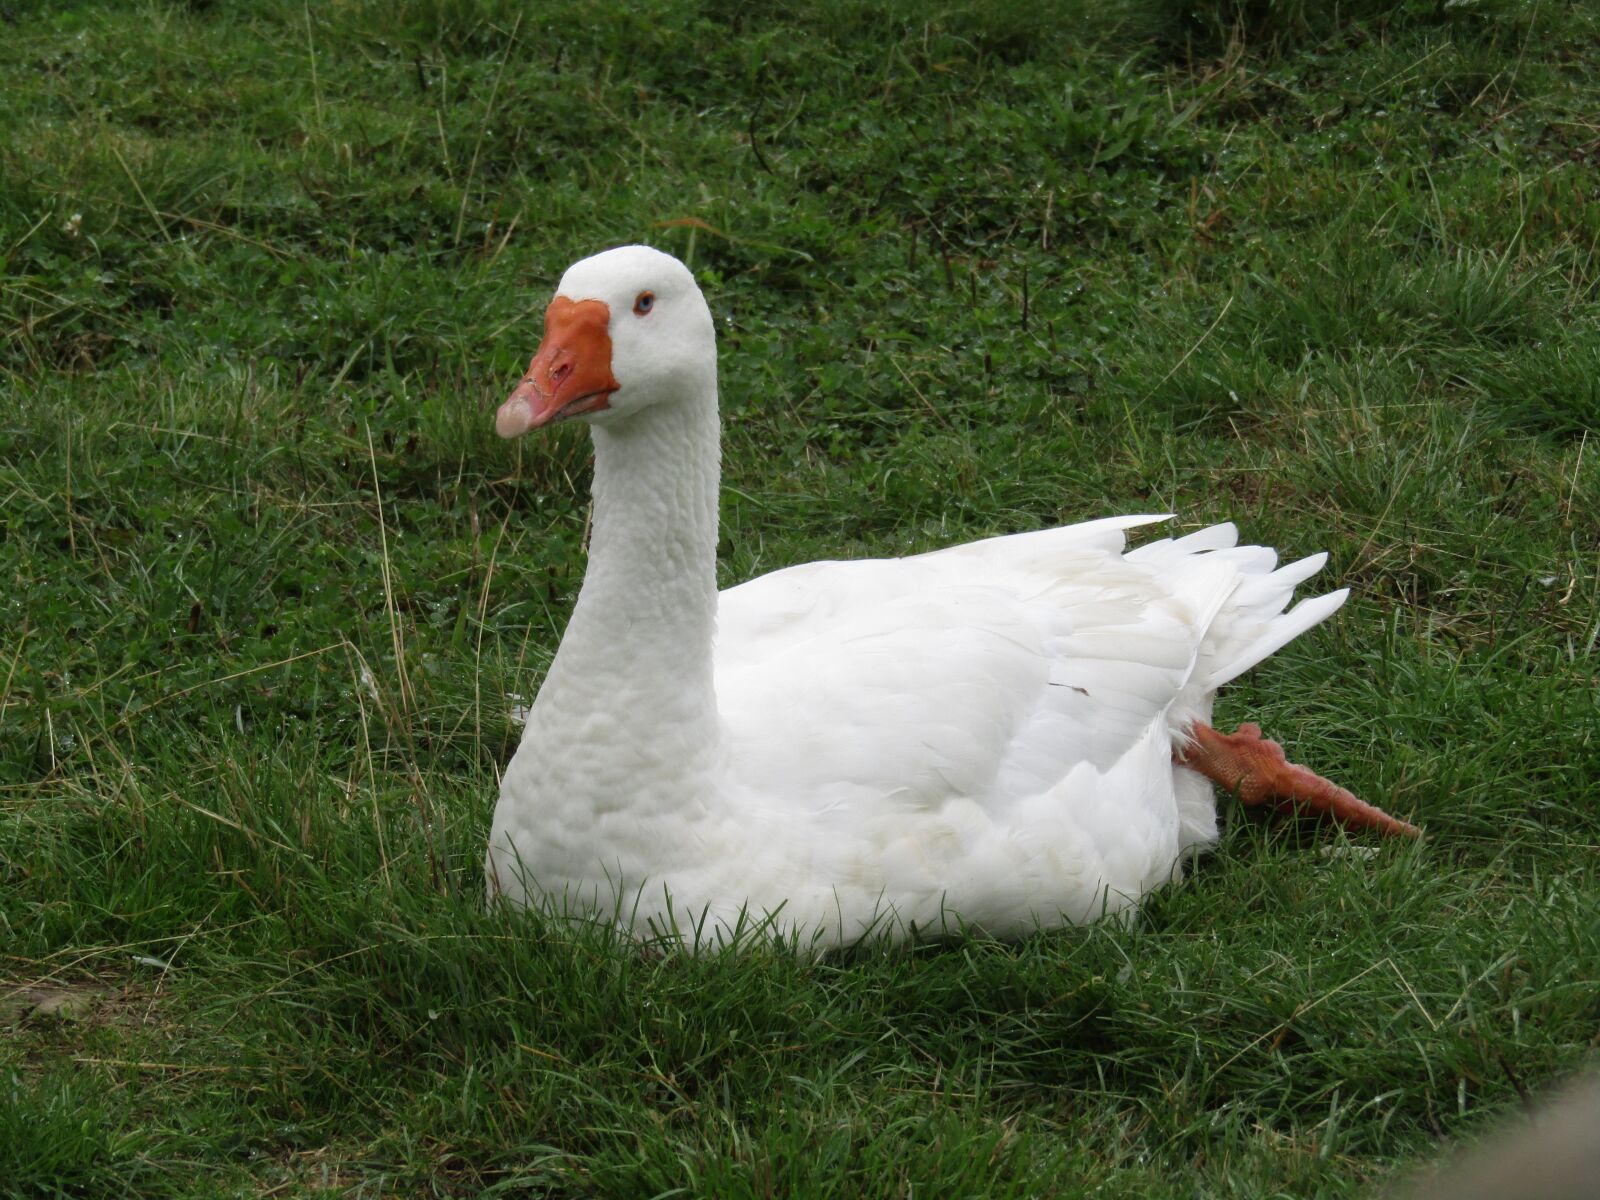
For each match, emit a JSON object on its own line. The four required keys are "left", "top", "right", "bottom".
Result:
{"left": 497, "top": 245, "right": 716, "bottom": 437}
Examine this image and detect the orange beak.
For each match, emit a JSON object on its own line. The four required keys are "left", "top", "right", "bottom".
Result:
{"left": 496, "top": 297, "right": 619, "bottom": 437}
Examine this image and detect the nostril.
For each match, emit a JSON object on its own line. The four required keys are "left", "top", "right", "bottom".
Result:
{"left": 549, "top": 361, "right": 574, "bottom": 386}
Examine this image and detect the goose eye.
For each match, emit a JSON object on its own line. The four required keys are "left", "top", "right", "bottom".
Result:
{"left": 632, "top": 291, "right": 655, "bottom": 316}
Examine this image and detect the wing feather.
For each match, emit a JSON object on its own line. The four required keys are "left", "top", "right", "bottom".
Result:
{"left": 715, "top": 517, "right": 1215, "bottom": 816}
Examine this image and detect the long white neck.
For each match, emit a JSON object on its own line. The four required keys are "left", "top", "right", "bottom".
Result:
{"left": 517, "top": 388, "right": 723, "bottom": 821}
{"left": 571, "top": 391, "right": 720, "bottom": 655}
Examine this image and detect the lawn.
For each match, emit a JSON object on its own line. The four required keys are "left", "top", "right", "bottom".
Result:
{"left": 2, "top": 0, "right": 1598, "bottom": 1195}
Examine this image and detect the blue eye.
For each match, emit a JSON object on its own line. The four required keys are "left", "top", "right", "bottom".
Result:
{"left": 633, "top": 291, "right": 655, "bottom": 316}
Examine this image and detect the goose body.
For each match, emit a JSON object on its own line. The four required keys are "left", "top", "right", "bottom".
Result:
{"left": 486, "top": 246, "right": 1413, "bottom": 948}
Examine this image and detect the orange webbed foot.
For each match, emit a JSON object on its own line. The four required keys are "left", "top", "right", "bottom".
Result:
{"left": 1177, "top": 721, "right": 1420, "bottom": 839}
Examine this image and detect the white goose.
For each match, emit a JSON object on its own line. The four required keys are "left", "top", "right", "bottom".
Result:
{"left": 485, "top": 245, "right": 1417, "bottom": 948}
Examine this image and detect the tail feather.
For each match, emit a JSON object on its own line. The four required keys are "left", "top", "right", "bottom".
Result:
{"left": 1205, "top": 587, "right": 1348, "bottom": 690}
{"left": 1126, "top": 521, "right": 1239, "bottom": 562}
{"left": 1254, "top": 551, "right": 1328, "bottom": 594}
{"left": 1128, "top": 529, "right": 1345, "bottom": 691}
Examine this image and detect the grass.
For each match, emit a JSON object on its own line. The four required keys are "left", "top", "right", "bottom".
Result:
{"left": 2, "top": 0, "right": 1598, "bottom": 1194}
